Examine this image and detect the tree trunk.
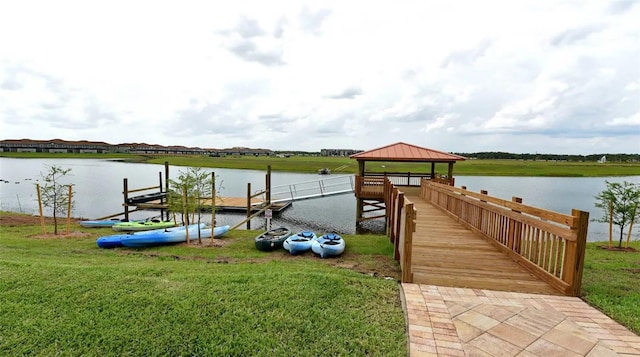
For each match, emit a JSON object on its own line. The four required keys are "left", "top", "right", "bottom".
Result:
{"left": 53, "top": 211, "right": 58, "bottom": 235}
{"left": 618, "top": 224, "right": 625, "bottom": 248}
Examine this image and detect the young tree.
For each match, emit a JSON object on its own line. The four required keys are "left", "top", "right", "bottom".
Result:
{"left": 38, "top": 165, "right": 74, "bottom": 235}
{"left": 594, "top": 181, "right": 640, "bottom": 248}
{"left": 168, "top": 167, "right": 220, "bottom": 243}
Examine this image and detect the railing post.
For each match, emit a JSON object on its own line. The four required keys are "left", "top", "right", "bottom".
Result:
{"left": 477, "top": 189, "right": 488, "bottom": 229}
{"left": 396, "top": 191, "right": 405, "bottom": 242}
{"left": 401, "top": 203, "right": 415, "bottom": 283}
{"left": 385, "top": 179, "right": 391, "bottom": 236}
{"left": 563, "top": 209, "right": 589, "bottom": 296}
{"left": 393, "top": 191, "right": 404, "bottom": 260}
{"left": 508, "top": 197, "right": 523, "bottom": 252}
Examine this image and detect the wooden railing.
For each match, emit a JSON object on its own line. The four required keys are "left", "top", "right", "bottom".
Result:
{"left": 384, "top": 178, "right": 416, "bottom": 283}
{"left": 355, "top": 176, "right": 385, "bottom": 199}
{"left": 420, "top": 180, "right": 589, "bottom": 296}
{"left": 363, "top": 172, "right": 433, "bottom": 186}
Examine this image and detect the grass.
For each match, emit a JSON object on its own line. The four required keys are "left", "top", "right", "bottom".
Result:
{"left": 1, "top": 212, "right": 639, "bottom": 356}
{"left": 582, "top": 240, "right": 640, "bottom": 335}
{"left": 2, "top": 152, "right": 639, "bottom": 176}
{"left": 0, "top": 214, "right": 406, "bottom": 356}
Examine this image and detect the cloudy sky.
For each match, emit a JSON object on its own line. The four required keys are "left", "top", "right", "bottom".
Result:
{"left": 0, "top": 1, "right": 638, "bottom": 154}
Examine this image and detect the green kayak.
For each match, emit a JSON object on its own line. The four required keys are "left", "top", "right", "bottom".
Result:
{"left": 112, "top": 219, "right": 177, "bottom": 232}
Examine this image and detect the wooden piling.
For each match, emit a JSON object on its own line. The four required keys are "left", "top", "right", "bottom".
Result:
{"left": 158, "top": 170, "right": 164, "bottom": 220}
{"left": 66, "top": 185, "right": 73, "bottom": 234}
{"left": 626, "top": 206, "right": 636, "bottom": 248}
{"left": 266, "top": 165, "right": 271, "bottom": 205}
{"left": 182, "top": 186, "right": 189, "bottom": 243}
{"left": 211, "top": 172, "right": 216, "bottom": 229}
{"left": 246, "top": 182, "right": 252, "bottom": 230}
{"left": 164, "top": 162, "right": 170, "bottom": 220}
{"left": 36, "top": 183, "right": 46, "bottom": 234}
{"left": 608, "top": 201, "right": 613, "bottom": 248}
{"left": 123, "top": 178, "right": 129, "bottom": 221}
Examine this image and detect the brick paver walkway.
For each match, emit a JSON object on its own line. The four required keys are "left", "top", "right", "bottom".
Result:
{"left": 402, "top": 283, "right": 640, "bottom": 356}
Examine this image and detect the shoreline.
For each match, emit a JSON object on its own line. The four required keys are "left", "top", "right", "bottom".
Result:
{"left": 2, "top": 153, "right": 639, "bottom": 177}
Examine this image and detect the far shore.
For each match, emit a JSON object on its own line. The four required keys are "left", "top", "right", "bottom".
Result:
{"left": 1, "top": 152, "right": 639, "bottom": 177}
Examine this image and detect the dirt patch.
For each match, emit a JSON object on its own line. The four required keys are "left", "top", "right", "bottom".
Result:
{"left": 328, "top": 254, "right": 400, "bottom": 280}
{"left": 1, "top": 213, "right": 88, "bottom": 238}
{"left": 0, "top": 213, "right": 80, "bottom": 226}
{"left": 29, "top": 231, "right": 92, "bottom": 239}
{"left": 598, "top": 246, "right": 638, "bottom": 253}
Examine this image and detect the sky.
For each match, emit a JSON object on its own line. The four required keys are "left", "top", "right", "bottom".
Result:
{"left": 0, "top": 1, "right": 638, "bottom": 154}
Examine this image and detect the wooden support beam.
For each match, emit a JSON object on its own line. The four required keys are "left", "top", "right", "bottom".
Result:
{"left": 357, "top": 214, "right": 386, "bottom": 222}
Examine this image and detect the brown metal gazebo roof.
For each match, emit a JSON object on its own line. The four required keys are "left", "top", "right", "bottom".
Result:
{"left": 350, "top": 142, "right": 466, "bottom": 162}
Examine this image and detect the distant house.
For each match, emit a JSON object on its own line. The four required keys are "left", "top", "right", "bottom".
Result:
{"left": 0, "top": 139, "right": 111, "bottom": 153}
{"left": 321, "top": 148, "right": 363, "bottom": 157}
{"left": 0, "top": 139, "right": 273, "bottom": 156}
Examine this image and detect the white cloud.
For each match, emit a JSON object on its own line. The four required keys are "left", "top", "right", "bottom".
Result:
{"left": 0, "top": 0, "right": 638, "bottom": 154}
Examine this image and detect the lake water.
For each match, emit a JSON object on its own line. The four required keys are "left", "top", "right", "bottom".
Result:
{"left": 0, "top": 158, "right": 638, "bottom": 242}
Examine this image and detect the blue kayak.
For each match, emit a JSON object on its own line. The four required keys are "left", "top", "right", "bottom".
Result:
{"left": 283, "top": 231, "right": 317, "bottom": 255}
{"left": 120, "top": 225, "right": 230, "bottom": 247}
{"left": 311, "top": 233, "right": 345, "bottom": 258}
{"left": 96, "top": 224, "right": 206, "bottom": 248}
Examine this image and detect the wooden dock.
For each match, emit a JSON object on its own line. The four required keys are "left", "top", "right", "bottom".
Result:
{"left": 129, "top": 197, "right": 291, "bottom": 213}
{"left": 405, "top": 192, "right": 560, "bottom": 295}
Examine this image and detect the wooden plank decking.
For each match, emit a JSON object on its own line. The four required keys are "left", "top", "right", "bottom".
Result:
{"left": 405, "top": 192, "right": 561, "bottom": 295}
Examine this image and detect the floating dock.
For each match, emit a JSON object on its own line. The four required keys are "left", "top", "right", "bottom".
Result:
{"left": 128, "top": 196, "right": 291, "bottom": 213}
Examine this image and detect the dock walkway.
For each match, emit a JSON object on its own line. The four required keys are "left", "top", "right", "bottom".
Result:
{"left": 405, "top": 192, "right": 558, "bottom": 295}
{"left": 401, "top": 193, "right": 640, "bottom": 356}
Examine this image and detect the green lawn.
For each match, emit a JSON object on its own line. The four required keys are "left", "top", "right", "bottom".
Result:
{"left": 582, "top": 240, "right": 640, "bottom": 335}
{"left": 148, "top": 156, "right": 640, "bottom": 177}
{"left": 1, "top": 213, "right": 638, "bottom": 356}
{"left": 0, "top": 217, "right": 406, "bottom": 356}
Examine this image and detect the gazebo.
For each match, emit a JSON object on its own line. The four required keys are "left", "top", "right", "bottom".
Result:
{"left": 350, "top": 142, "right": 465, "bottom": 225}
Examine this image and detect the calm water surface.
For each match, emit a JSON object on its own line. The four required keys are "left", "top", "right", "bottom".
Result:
{"left": 0, "top": 158, "right": 638, "bottom": 242}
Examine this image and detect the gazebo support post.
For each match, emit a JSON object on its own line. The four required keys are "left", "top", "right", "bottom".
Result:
{"left": 350, "top": 142, "right": 466, "bottom": 232}
{"left": 356, "top": 160, "right": 365, "bottom": 227}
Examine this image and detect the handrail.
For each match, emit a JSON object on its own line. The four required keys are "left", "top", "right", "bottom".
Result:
{"left": 383, "top": 177, "right": 415, "bottom": 283}
{"left": 420, "top": 179, "right": 588, "bottom": 296}
{"left": 266, "top": 175, "right": 356, "bottom": 203}
{"left": 420, "top": 181, "right": 576, "bottom": 227}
